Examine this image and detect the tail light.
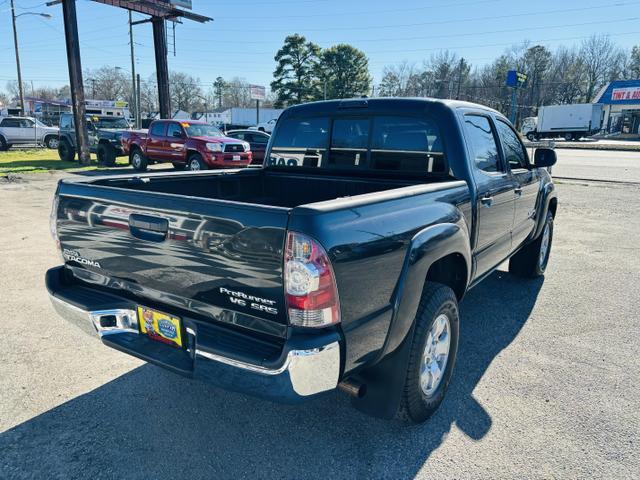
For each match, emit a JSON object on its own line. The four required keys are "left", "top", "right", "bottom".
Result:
{"left": 284, "top": 231, "right": 340, "bottom": 327}
{"left": 50, "top": 195, "right": 63, "bottom": 261}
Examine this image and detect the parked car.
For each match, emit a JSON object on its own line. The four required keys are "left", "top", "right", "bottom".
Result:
{"left": 121, "top": 120, "right": 252, "bottom": 172}
{"left": 225, "top": 129, "right": 270, "bottom": 164}
{"left": 47, "top": 98, "right": 557, "bottom": 424}
{"left": 57, "top": 113, "right": 131, "bottom": 165}
{"left": 249, "top": 117, "right": 278, "bottom": 133}
{"left": 0, "top": 116, "right": 59, "bottom": 150}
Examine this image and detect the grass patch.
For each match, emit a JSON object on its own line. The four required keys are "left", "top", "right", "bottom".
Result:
{"left": 0, "top": 149, "right": 128, "bottom": 175}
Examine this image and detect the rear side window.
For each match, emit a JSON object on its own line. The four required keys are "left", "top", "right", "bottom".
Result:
{"left": 269, "top": 117, "right": 329, "bottom": 167}
{"left": 370, "top": 116, "right": 446, "bottom": 173}
{"left": 1, "top": 118, "right": 21, "bottom": 128}
{"left": 495, "top": 119, "right": 529, "bottom": 170}
{"left": 464, "top": 115, "right": 500, "bottom": 173}
{"left": 150, "top": 122, "right": 166, "bottom": 137}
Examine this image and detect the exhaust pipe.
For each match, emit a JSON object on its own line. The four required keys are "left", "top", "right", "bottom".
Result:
{"left": 338, "top": 379, "right": 367, "bottom": 398}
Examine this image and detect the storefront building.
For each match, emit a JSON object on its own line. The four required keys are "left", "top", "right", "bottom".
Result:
{"left": 593, "top": 79, "right": 640, "bottom": 137}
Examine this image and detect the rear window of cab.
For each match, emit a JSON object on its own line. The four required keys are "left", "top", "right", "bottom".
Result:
{"left": 268, "top": 115, "right": 447, "bottom": 174}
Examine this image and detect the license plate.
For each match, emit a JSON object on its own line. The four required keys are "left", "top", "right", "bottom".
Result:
{"left": 233, "top": 154, "right": 241, "bottom": 161}
{"left": 138, "top": 306, "right": 183, "bottom": 348}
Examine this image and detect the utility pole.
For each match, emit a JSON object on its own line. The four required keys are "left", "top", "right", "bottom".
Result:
{"left": 456, "top": 57, "right": 464, "bottom": 100}
{"left": 61, "top": 0, "right": 90, "bottom": 165}
{"left": 128, "top": 11, "right": 138, "bottom": 128}
{"left": 136, "top": 74, "right": 141, "bottom": 128}
{"left": 10, "top": 0, "right": 25, "bottom": 116}
{"left": 152, "top": 17, "right": 171, "bottom": 118}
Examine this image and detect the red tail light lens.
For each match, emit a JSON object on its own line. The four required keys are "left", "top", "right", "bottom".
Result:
{"left": 284, "top": 231, "right": 340, "bottom": 327}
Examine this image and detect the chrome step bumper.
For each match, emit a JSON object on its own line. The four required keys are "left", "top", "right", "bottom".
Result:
{"left": 46, "top": 266, "right": 341, "bottom": 402}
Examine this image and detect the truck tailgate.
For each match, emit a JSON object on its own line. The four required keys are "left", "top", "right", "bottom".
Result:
{"left": 54, "top": 181, "right": 290, "bottom": 335}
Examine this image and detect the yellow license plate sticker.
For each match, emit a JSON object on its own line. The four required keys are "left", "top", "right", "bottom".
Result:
{"left": 138, "top": 306, "right": 183, "bottom": 348}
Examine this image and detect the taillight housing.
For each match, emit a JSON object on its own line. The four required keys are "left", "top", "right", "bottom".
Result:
{"left": 284, "top": 231, "right": 340, "bottom": 328}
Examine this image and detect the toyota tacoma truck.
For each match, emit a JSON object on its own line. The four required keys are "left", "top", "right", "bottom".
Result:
{"left": 57, "top": 113, "right": 131, "bottom": 166}
{"left": 121, "top": 120, "right": 252, "bottom": 172}
{"left": 46, "top": 98, "right": 557, "bottom": 423}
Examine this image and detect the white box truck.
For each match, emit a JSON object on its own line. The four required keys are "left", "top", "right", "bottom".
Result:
{"left": 522, "top": 103, "right": 603, "bottom": 141}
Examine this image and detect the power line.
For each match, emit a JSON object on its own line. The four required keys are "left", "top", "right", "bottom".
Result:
{"left": 201, "top": 1, "right": 640, "bottom": 32}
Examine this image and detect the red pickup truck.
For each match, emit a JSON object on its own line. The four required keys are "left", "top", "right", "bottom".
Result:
{"left": 121, "top": 119, "right": 252, "bottom": 172}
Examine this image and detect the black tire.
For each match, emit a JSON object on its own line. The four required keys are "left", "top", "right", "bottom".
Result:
{"left": 509, "top": 211, "right": 554, "bottom": 278}
{"left": 397, "top": 282, "right": 460, "bottom": 424}
{"left": 526, "top": 132, "right": 536, "bottom": 142}
{"left": 97, "top": 143, "right": 116, "bottom": 167}
{"left": 563, "top": 133, "right": 573, "bottom": 141}
{"left": 58, "top": 139, "right": 76, "bottom": 162}
{"left": 0, "top": 136, "right": 7, "bottom": 151}
{"left": 572, "top": 133, "right": 581, "bottom": 141}
{"left": 187, "top": 153, "right": 208, "bottom": 171}
{"left": 45, "top": 135, "right": 59, "bottom": 149}
{"left": 130, "top": 148, "right": 148, "bottom": 172}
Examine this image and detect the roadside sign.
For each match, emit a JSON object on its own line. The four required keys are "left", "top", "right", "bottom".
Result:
{"left": 506, "top": 70, "right": 528, "bottom": 88}
{"left": 250, "top": 85, "right": 266, "bottom": 101}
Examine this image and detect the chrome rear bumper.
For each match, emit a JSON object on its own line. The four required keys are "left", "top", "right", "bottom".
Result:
{"left": 47, "top": 266, "right": 341, "bottom": 402}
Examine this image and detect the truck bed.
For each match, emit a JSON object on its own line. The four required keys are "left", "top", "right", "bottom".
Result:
{"left": 92, "top": 168, "right": 430, "bottom": 209}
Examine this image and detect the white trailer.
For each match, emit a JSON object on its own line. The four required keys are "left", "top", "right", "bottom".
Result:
{"left": 228, "top": 107, "right": 283, "bottom": 127}
{"left": 522, "top": 103, "right": 603, "bottom": 141}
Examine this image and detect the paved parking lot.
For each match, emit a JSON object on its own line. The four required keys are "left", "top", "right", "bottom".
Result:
{"left": 1, "top": 151, "right": 639, "bottom": 479}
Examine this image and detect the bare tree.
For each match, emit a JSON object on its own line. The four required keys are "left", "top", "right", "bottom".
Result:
{"left": 378, "top": 61, "right": 417, "bottom": 96}
{"left": 580, "top": 35, "right": 622, "bottom": 102}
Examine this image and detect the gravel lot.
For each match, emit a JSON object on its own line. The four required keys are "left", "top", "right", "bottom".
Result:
{"left": 1, "top": 152, "right": 639, "bottom": 479}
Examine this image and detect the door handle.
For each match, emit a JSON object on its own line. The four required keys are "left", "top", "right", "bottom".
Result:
{"left": 514, "top": 187, "right": 523, "bottom": 196}
{"left": 480, "top": 195, "right": 493, "bottom": 207}
{"left": 129, "top": 214, "right": 168, "bottom": 242}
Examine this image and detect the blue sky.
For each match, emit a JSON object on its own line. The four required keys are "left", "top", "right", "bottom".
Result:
{"left": 1, "top": 0, "right": 639, "bottom": 94}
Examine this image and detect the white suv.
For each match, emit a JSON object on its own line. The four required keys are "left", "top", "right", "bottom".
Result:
{"left": 0, "top": 116, "right": 60, "bottom": 150}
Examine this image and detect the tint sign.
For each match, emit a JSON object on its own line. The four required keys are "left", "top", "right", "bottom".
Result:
{"left": 611, "top": 87, "right": 640, "bottom": 101}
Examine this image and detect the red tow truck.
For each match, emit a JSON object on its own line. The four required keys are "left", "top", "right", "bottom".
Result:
{"left": 121, "top": 119, "right": 252, "bottom": 172}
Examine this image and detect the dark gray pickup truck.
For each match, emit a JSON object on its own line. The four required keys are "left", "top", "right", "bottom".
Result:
{"left": 46, "top": 98, "right": 557, "bottom": 423}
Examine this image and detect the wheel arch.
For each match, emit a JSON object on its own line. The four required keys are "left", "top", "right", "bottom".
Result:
{"left": 381, "top": 221, "right": 471, "bottom": 358}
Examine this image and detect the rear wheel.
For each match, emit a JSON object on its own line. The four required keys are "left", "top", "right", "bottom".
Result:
{"left": 526, "top": 132, "right": 536, "bottom": 142}
{"left": 563, "top": 133, "right": 573, "bottom": 141}
{"left": 45, "top": 135, "right": 59, "bottom": 149}
{"left": 130, "top": 148, "right": 148, "bottom": 172}
{"left": 509, "top": 211, "right": 554, "bottom": 278}
{"left": 97, "top": 143, "right": 116, "bottom": 166}
{"left": 0, "top": 137, "right": 7, "bottom": 151}
{"left": 396, "top": 282, "right": 459, "bottom": 424}
{"left": 58, "top": 139, "right": 76, "bottom": 162}
{"left": 188, "top": 153, "right": 207, "bottom": 171}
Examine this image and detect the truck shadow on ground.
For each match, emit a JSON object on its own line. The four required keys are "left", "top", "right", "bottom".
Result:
{"left": 0, "top": 270, "right": 543, "bottom": 479}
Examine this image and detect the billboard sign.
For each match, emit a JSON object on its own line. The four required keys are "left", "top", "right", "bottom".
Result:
{"left": 250, "top": 85, "right": 266, "bottom": 101}
{"left": 506, "top": 70, "right": 528, "bottom": 88}
{"left": 86, "top": 99, "right": 128, "bottom": 108}
{"left": 169, "top": 0, "right": 192, "bottom": 8}
{"left": 611, "top": 86, "right": 640, "bottom": 102}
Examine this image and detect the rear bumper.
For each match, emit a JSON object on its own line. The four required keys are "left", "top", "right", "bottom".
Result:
{"left": 46, "top": 266, "right": 341, "bottom": 403}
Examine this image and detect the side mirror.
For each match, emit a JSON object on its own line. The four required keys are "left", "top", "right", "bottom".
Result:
{"left": 534, "top": 148, "right": 557, "bottom": 168}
